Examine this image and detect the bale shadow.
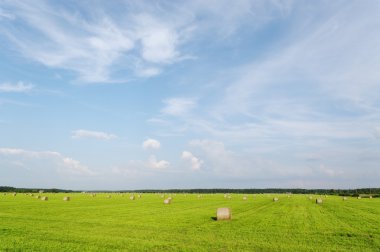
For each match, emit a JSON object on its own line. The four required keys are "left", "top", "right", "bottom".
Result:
{"left": 211, "top": 217, "right": 217, "bottom": 221}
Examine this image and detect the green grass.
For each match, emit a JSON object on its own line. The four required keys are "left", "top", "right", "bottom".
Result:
{"left": 0, "top": 193, "right": 379, "bottom": 251}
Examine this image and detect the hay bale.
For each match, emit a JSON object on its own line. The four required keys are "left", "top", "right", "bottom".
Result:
{"left": 242, "top": 196, "right": 247, "bottom": 201}
{"left": 41, "top": 196, "right": 48, "bottom": 201}
{"left": 130, "top": 195, "right": 135, "bottom": 200}
{"left": 63, "top": 196, "right": 70, "bottom": 201}
{"left": 309, "top": 196, "right": 313, "bottom": 200}
{"left": 164, "top": 198, "right": 171, "bottom": 204}
{"left": 316, "top": 198, "right": 323, "bottom": 204}
{"left": 13, "top": 193, "right": 17, "bottom": 197}
{"left": 343, "top": 196, "right": 347, "bottom": 201}
{"left": 107, "top": 195, "right": 111, "bottom": 198}
{"left": 138, "top": 194, "right": 141, "bottom": 199}
{"left": 216, "top": 208, "right": 231, "bottom": 221}
{"left": 273, "top": 197, "right": 279, "bottom": 202}
{"left": 369, "top": 196, "right": 373, "bottom": 199}
{"left": 357, "top": 196, "right": 361, "bottom": 199}
{"left": 35, "top": 195, "right": 41, "bottom": 199}
{"left": 224, "top": 194, "right": 227, "bottom": 198}
{"left": 197, "top": 195, "right": 201, "bottom": 198}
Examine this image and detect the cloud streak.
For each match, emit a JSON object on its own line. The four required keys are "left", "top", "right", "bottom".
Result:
{"left": 0, "top": 148, "right": 96, "bottom": 175}
{"left": 71, "top": 130, "right": 117, "bottom": 141}
{"left": 0, "top": 82, "right": 33, "bottom": 93}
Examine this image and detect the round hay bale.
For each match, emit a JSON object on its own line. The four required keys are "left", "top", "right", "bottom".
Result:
{"left": 41, "top": 196, "right": 48, "bottom": 201}
{"left": 13, "top": 193, "right": 17, "bottom": 197}
{"left": 357, "top": 196, "right": 361, "bottom": 199}
{"left": 273, "top": 197, "right": 279, "bottom": 202}
{"left": 308, "top": 196, "right": 313, "bottom": 200}
{"left": 242, "top": 196, "right": 247, "bottom": 201}
{"left": 164, "top": 198, "right": 171, "bottom": 204}
{"left": 138, "top": 194, "right": 141, "bottom": 198}
{"left": 343, "top": 196, "right": 347, "bottom": 201}
{"left": 63, "top": 196, "right": 70, "bottom": 201}
{"left": 224, "top": 194, "right": 227, "bottom": 198}
{"left": 316, "top": 198, "right": 323, "bottom": 204}
{"left": 130, "top": 195, "right": 135, "bottom": 200}
{"left": 35, "top": 195, "right": 41, "bottom": 199}
{"left": 216, "top": 208, "right": 231, "bottom": 221}
{"left": 369, "top": 196, "right": 373, "bottom": 199}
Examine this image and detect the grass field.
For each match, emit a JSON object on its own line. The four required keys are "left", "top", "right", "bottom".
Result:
{"left": 0, "top": 193, "right": 379, "bottom": 251}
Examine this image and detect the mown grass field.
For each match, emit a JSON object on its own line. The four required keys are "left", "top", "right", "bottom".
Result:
{"left": 0, "top": 193, "right": 379, "bottom": 251}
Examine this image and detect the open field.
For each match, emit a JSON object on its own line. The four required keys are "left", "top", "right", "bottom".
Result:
{"left": 0, "top": 193, "right": 379, "bottom": 251}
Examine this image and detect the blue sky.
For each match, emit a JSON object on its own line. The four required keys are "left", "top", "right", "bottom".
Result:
{"left": 1, "top": 0, "right": 380, "bottom": 190}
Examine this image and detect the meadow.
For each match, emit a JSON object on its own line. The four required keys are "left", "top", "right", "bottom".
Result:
{"left": 0, "top": 193, "right": 379, "bottom": 251}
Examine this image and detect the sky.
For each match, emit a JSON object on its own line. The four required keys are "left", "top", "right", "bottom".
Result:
{"left": 1, "top": 0, "right": 380, "bottom": 190}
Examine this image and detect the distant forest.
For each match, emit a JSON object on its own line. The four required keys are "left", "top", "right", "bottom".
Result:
{"left": 1, "top": 186, "right": 379, "bottom": 196}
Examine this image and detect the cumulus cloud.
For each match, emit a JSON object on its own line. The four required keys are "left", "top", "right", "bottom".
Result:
{"left": 71, "top": 129, "right": 117, "bottom": 140}
{"left": 161, "top": 97, "right": 197, "bottom": 116}
{"left": 181, "top": 151, "right": 203, "bottom": 170}
{"left": 147, "top": 155, "right": 170, "bottom": 169}
{"left": 0, "top": 82, "right": 33, "bottom": 93}
{"left": 0, "top": 148, "right": 95, "bottom": 175}
{"left": 142, "top": 138, "right": 161, "bottom": 150}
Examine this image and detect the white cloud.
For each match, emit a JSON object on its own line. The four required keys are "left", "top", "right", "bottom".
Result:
{"left": 147, "top": 155, "right": 170, "bottom": 169}
{"left": 135, "top": 14, "right": 179, "bottom": 64}
{"left": 0, "top": 82, "right": 34, "bottom": 93}
{"left": 71, "top": 129, "right": 117, "bottom": 141}
{"left": 0, "top": 148, "right": 95, "bottom": 175}
{"left": 142, "top": 138, "right": 161, "bottom": 150}
{"left": 161, "top": 97, "right": 197, "bottom": 116}
{"left": 181, "top": 151, "right": 203, "bottom": 170}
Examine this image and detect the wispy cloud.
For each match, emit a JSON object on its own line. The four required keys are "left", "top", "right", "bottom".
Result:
{"left": 71, "top": 129, "right": 117, "bottom": 141}
{"left": 0, "top": 81, "right": 33, "bottom": 93}
{"left": 0, "top": 8, "right": 14, "bottom": 20}
{"left": 0, "top": 148, "right": 96, "bottom": 175}
{"left": 142, "top": 138, "right": 161, "bottom": 150}
{"left": 161, "top": 97, "right": 197, "bottom": 116}
{"left": 0, "top": 1, "right": 292, "bottom": 83}
{"left": 0, "top": 1, "right": 192, "bottom": 83}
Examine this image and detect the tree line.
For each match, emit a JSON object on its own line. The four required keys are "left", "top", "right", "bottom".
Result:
{"left": 1, "top": 186, "right": 379, "bottom": 196}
